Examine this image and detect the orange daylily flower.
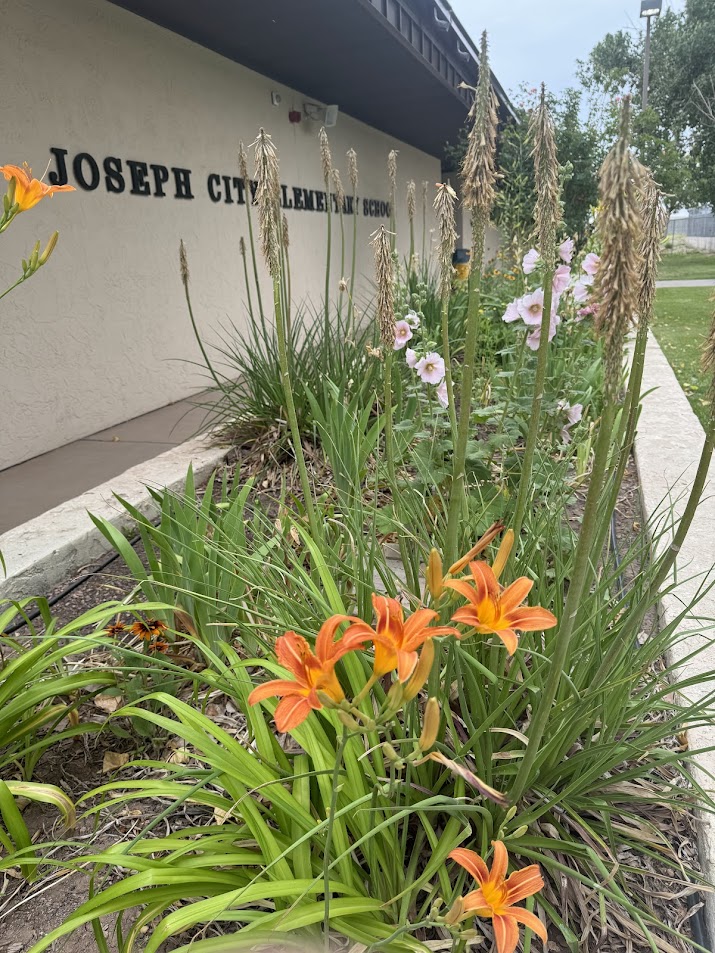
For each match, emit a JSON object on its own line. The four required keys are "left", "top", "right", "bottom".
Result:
{"left": 446, "top": 561, "right": 557, "bottom": 656}
{"left": 248, "top": 616, "right": 366, "bottom": 732}
{"left": 1, "top": 163, "right": 75, "bottom": 212}
{"left": 344, "top": 593, "right": 459, "bottom": 681}
{"left": 448, "top": 842, "right": 547, "bottom": 953}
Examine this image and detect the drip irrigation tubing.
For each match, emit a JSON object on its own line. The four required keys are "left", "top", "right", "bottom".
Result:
{"left": 4, "top": 532, "right": 144, "bottom": 636}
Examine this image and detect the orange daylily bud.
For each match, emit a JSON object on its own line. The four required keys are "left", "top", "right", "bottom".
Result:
{"left": 443, "top": 896, "right": 464, "bottom": 926}
{"left": 38, "top": 231, "right": 59, "bottom": 267}
{"left": 447, "top": 521, "right": 504, "bottom": 576}
{"left": 491, "top": 529, "right": 514, "bottom": 580}
{"left": 403, "top": 638, "right": 435, "bottom": 702}
{"left": 426, "top": 548, "right": 444, "bottom": 599}
{"left": 418, "top": 697, "right": 441, "bottom": 751}
{"left": 386, "top": 679, "right": 404, "bottom": 710}
{"left": 337, "top": 710, "right": 362, "bottom": 731}
{"left": 382, "top": 742, "right": 402, "bottom": 763}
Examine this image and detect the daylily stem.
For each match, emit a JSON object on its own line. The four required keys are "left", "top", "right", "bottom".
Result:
{"left": 324, "top": 724, "right": 349, "bottom": 950}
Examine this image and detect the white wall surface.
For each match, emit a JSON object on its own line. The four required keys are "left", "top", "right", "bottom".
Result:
{"left": 0, "top": 0, "right": 440, "bottom": 469}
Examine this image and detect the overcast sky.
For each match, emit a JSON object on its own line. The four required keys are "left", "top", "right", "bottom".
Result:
{"left": 449, "top": 0, "right": 686, "bottom": 98}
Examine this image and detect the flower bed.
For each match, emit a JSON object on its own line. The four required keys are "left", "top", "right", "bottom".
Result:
{"left": 2, "top": 37, "right": 715, "bottom": 953}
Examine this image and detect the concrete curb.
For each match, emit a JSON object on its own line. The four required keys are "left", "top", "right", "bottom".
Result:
{"left": 634, "top": 332, "right": 715, "bottom": 941}
{"left": 0, "top": 435, "right": 229, "bottom": 602}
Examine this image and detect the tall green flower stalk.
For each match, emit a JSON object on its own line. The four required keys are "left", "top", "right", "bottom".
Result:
{"left": 511, "top": 99, "right": 643, "bottom": 803}
{"left": 347, "top": 148, "right": 359, "bottom": 330}
{"left": 253, "top": 129, "right": 320, "bottom": 540}
{"left": 239, "top": 142, "right": 265, "bottom": 325}
{"left": 333, "top": 168, "right": 346, "bottom": 318}
{"left": 444, "top": 32, "right": 499, "bottom": 567}
{"left": 239, "top": 236, "right": 254, "bottom": 320}
{"left": 407, "top": 180, "right": 416, "bottom": 276}
{"left": 280, "top": 213, "right": 292, "bottom": 338}
{"left": 421, "top": 180, "right": 428, "bottom": 265}
{"left": 388, "top": 150, "right": 398, "bottom": 252}
{"left": 372, "top": 225, "right": 413, "bottom": 589}
{"left": 434, "top": 182, "right": 458, "bottom": 443}
{"left": 179, "top": 240, "right": 229, "bottom": 399}
{"left": 510, "top": 87, "right": 561, "bottom": 547}
{"left": 319, "top": 127, "right": 333, "bottom": 337}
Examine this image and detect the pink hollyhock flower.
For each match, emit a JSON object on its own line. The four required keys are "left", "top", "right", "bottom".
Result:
{"left": 558, "top": 238, "right": 575, "bottom": 264}
{"left": 517, "top": 288, "right": 545, "bottom": 327}
{"left": 416, "top": 352, "right": 445, "bottom": 385}
{"left": 522, "top": 248, "right": 540, "bottom": 274}
{"left": 436, "top": 380, "right": 449, "bottom": 408}
{"left": 405, "top": 309, "right": 421, "bottom": 329}
{"left": 558, "top": 400, "right": 583, "bottom": 443}
{"left": 576, "top": 303, "right": 598, "bottom": 322}
{"left": 582, "top": 252, "right": 600, "bottom": 277}
{"left": 572, "top": 281, "right": 590, "bottom": 303}
{"left": 405, "top": 347, "right": 418, "bottom": 368}
{"left": 552, "top": 264, "right": 571, "bottom": 296}
{"left": 526, "top": 312, "right": 560, "bottom": 351}
{"left": 502, "top": 299, "right": 521, "bottom": 323}
{"left": 394, "top": 320, "right": 413, "bottom": 350}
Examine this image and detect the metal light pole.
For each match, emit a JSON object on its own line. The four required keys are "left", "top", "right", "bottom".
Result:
{"left": 640, "top": 0, "right": 663, "bottom": 109}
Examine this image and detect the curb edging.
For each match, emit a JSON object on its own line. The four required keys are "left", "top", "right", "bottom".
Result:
{"left": 634, "top": 332, "right": 715, "bottom": 944}
{"left": 0, "top": 435, "right": 229, "bottom": 602}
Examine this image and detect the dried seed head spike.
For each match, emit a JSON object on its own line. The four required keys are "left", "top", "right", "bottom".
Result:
{"left": 332, "top": 168, "right": 345, "bottom": 212}
{"left": 461, "top": 31, "right": 498, "bottom": 219}
{"left": 347, "top": 148, "right": 358, "bottom": 192}
{"left": 282, "top": 213, "right": 289, "bottom": 250}
{"left": 319, "top": 127, "right": 332, "bottom": 184}
{"left": 407, "top": 180, "right": 416, "bottom": 224}
{"left": 252, "top": 128, "right": 281, "bottom": 278}
{"left": 388, "top": 150, "right": 398, "bottom": 196}
{"left": 239, "top": 236, "right": 246, "bottom": 258}
{"left": 434, "top": 182, "right": 457, "bottom": 299}
{"left": 636, "top": 167, "right": 667, "bottom": 325}
{"left": 371, "top": 225, "right": 396, "bottom": 346}
{"left": 530, "top": 84, "right": 561, "bottom": 268}
{"left": 238, "top": 142, "right": 249, "bottom": 184}
{"left": 593, "top": 97, "right": 643, "bottom": 402}
{"left": 422, "top": 180, "right": 429, "bottom": 205}
{"left": 179, "top": 239, "right": 189, "bottom": 285}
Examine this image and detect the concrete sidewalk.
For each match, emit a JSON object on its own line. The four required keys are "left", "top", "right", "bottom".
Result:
{"left": 655, "top": 278, "right": 715, "bottom": 288}
{"left": 0, "top": 396, "right": 216, "bottom": 533}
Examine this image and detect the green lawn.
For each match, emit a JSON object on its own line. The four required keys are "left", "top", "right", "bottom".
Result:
{"left": 658, "top": 251, "right": 715, "bottom": 281}
{"left": 652, "top": 287, "right": 713, "bottom": 426}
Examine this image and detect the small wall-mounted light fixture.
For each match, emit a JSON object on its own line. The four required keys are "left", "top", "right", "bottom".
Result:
{"left": 271, "top": 91, "right": 282, "bottom": 106}
{"left": 303, "top": 102, "right": 339, "bottom": 127}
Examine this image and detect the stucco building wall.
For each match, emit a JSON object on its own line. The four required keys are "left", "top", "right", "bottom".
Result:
{"left": 0, "top": 0, "right": 440, "bottom": 469}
